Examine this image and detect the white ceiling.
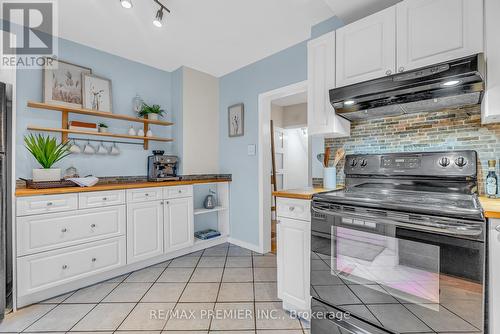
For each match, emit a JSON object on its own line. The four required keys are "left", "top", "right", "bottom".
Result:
{"left": 58, "top": 0, "right": 400, "bottom": 77}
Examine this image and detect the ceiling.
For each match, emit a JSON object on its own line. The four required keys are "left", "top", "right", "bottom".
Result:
{"left": 58, "top": 0, "right": 400, "bottom": 77}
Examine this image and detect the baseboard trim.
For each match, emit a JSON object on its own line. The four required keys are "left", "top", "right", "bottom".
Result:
{"left": 227, "top": 237, "right": 261, "bottom": 253}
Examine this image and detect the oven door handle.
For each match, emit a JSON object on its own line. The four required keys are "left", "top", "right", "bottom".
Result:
{"left": 311, "top": 206, "right": 484, "bottom": 237}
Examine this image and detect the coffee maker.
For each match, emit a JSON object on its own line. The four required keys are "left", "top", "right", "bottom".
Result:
{"left": 147, "top": 150, "right": 179, "bottom": 182}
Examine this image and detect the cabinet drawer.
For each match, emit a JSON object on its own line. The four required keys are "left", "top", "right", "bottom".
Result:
{"left": 276, "top": 198, "right": 311, "bottom": 222}
{"left": 165, "top": 185, "right": 193, "bottom": 199}
{"left": 17, "top": 236, "right": 126, "bottom": 297}
{"left": 17, "top": 206, "right": 126, "bottom": 256}
{"left": 79, "top": 190, "right": 125, "bottom": 208}
{"left": 17, "top": 194, "right": 78, "bottom": 217}
{"left": 126, "top": 188, "right": 163, "bottom": 203}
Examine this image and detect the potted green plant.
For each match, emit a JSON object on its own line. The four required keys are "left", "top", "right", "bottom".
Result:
{"left": 138, "top": 103, "right": 165, "bottom": 121}
{"left": 24, "top": 134, "right": 71, "bottom": 182}
{"left": 98, "top": 123, "right": 109, "bottom": 133}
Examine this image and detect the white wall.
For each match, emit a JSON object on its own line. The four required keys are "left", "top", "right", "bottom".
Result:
{"left": 182, "top": 67, "right": 220, "bottom": 174}
{"left": 271, "top": 104, "right": 284, "bottom": 128}
{"left": 284, "top": 128, "right": 308, "bottom": 189}
{"left": 282, "top": 103, "right": 307, "bottom": 128}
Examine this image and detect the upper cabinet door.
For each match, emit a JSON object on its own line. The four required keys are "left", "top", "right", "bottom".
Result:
{"left": 336, "top": 6, "right": 396, "bottom": 87}
{"left": 307, "top": 32, "right": 350, "bottom": 138}
{"left": 397, "top": 0, "right": 484, "bottom": 72}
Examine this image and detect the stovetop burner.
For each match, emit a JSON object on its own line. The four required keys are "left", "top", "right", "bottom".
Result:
{"left": 313, "top": 151, "right": 484, "bottom": 222}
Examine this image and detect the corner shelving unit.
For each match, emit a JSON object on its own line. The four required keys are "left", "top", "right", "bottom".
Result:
{"left": 26, "top": 101, "right": 175, "bottom": 150}
{"left": 193, "top": 182, "right": 230, "bottom": 245}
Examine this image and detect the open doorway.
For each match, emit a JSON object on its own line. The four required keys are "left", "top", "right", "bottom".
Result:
{"left": 257, "top": 81, "right": 308, "bottom": 254}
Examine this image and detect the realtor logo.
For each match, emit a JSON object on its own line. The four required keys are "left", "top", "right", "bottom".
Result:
{"left": 1, "top": 0, "right": 58, "bottom": 68}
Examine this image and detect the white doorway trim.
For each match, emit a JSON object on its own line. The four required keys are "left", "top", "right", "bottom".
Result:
{"left": 257, "top": 80, "right": 308, "bottom": 254}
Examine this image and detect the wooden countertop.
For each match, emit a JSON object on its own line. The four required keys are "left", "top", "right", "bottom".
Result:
{"left": 272, "top": 187, "right": 333, "bottom": 200}
{"left": 479, "top": 196, "right": 500, "bottom": 219}
{"left": 16, "top": 178, "right": 231, "bottom": 197}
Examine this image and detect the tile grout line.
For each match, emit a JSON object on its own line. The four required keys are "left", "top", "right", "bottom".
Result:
{"left": 160, "top": 248, "right": 205, "bottom": 332}
{"left": 207, "top": 244, "right": 229, "bottom": 332}
{"left": 108, "top": 261, "right": 171, "bottom": 334}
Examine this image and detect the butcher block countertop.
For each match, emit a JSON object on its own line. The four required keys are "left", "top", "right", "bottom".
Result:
{"left": 272, "top": 187, "right": 334, "bottom": 200}
{"left": 479, "top": 196, "right": 500, "bottom": 219}
{"left": 15, "top": 175, "right": 231, "bottom": 197}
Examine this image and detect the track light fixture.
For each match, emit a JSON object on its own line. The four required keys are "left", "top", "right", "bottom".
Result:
{"left": 152, "top": 0, "right": 170, "bottom": 28}
{"left": 120, "top": 0, "right": 133, "bottom": 9}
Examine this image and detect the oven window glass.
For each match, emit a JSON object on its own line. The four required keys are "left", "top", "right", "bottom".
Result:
{"left": 311, "top": 216, "right": 485, "bottom": 334}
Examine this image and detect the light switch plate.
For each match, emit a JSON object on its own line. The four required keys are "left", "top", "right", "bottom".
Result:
{"left": 247, "top": 144, "right": 256, "bottom": 156}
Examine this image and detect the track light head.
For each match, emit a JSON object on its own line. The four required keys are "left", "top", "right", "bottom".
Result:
{"left": 153, "top": 8, "right": 164, "bottom": 27}
{"left": 120, "top": 0, "right": 133, "bottom": 9}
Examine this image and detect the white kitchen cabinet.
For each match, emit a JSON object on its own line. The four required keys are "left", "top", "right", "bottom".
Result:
{"left": 276, "top": 198, "right": 310, "bottom": 313}
{"left": 17, "top": 205, "right": 126, "bottom": 256}
{"left": 79, "top": 190, "right": 126, "bottom": 209}
{"left": 482, "top": 0, "right": 500, "bottom": 124}
{"left": 489, "top": 219, "right": 500, "bottom": 334}
{"left": 396, "top": 0, "right": 483, "bottom": 72}
{"left": 307, "top": 32, "right": 350, "bottom": 138}
{"left": 17, "top": 194, "right": 78, "bottom": 216}
{"left": 17, "top": 236, "right": 126, "bottom": 297}
{"left": 127, "top": 200, "right": 164, "bottom": 264}
{"left": 164, "top": 197, "right": 194, "bottom": 253}
{"left": 336, "top": 6, "right": 396, "bottom": 87}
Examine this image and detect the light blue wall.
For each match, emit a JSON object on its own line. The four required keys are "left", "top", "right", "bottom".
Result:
{"left": 16, "top": 38, "right": 176, "bottom": 179}
{"left": 311, "top": 16, "right": 345, "bottom": 39}
{"left": 219, "top": 16, "right": 344, "bottom": 247}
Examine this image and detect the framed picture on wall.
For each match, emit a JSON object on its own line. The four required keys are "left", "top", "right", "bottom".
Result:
{"left": 43, "top": 58, "right": 92, "bottom": 108}
{"left": 82, "top": 73, "right": 113, "bottom": 113}
{"left": 228, "top": 103, "right": 244, "bottom": 137}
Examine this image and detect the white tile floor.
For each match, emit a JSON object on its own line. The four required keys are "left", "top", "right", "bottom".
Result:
{"left": 0, "top": 243, "right": 310, "bottom": 334}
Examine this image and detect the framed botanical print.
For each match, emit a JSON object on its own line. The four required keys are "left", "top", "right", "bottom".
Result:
{"left": 43, "top": 58, "right": 92, "bottom": 108}
{"left": 82, "top": 73, "right": 113, "bottom": 113}
{"left": 228, "top": 103, "right": 244, "bottom": 137}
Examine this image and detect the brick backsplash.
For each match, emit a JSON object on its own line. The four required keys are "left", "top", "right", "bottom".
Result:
{"left": 324, "top": 105, "right": 500, "bottom": 194}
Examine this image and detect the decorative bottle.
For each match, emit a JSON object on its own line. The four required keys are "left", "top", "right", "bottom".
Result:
{"left": 486, "top": 160, "right": 498, "bottom": 198}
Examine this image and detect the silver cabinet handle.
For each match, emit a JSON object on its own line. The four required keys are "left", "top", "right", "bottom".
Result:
{"left": 47, "top": 202, "right": 53, "bottom": 206}
{"left": 496, "top": 225, "right": 500, "bottom": 233}
{"left": 102, "top": 197, "right": 107, "bottom": 201}
{"left": 399, "top": 67, "right": 405, "bottom": 73}
{"left": 289, "top": 206, "right": 295, "bottom": 211}
{"left": 61, "top": 228, "right": 68, "bottom": 233}
{"left": 92, "top": 257, "right": 97, "bottom": 262}
{"left": 90, "top": 224, "right": 96, "bottom": 228}
{"left": 62, "top": 264, "right": 68, "bottom": 270}
{"left": 145, "top": 193, "right": 149, "bottom": 197}
{"left": 385, "top": 70, "right": 392, "bottom": 75}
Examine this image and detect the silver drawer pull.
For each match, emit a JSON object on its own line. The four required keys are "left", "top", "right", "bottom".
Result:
{"left": 145, "top": 193, "right": 149, "bottom": 196}
{"left": 90, "top": 224, "right": 96, "bottom": 228}
{"left": 47, "top": 202, "right": 53, "bottom": 206}
{"left": 289, "top": 207, "right": 295, "bottom": 211}
{"left": 102, "top": 197, "right": 107, "bottom": 201}
{"left": 92, "top": 257, "right": 97, "bottom": 262}
{"left": 178, "top": 190, "right": 182, "bottom": 193}
{"left": 385, "top": 70, "right": 392, "bottom": 76}
{"left": 61, "top": 228, "right": 68, "bottom": 233}
{"left": 62, "top": 264, "right": 68, "bottom": 270}
{"left": 496, "top": 225, "right": 500, "bottom": 233}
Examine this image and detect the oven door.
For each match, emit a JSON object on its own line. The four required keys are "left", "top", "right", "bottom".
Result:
{"left": 310, "top": 201, "right": 485, "bottom": 334}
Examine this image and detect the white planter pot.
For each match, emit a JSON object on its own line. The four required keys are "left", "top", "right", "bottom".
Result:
{"left": 32, "top": 168, "right": 61, "bottom": 182}
{"left": 99, "top": 127, "right": 108, "bottom": 133}
{"left": 147, "top": 114, "right": 159, "bottom": 121}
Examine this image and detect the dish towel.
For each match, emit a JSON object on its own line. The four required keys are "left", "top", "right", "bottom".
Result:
{"left": 68, "top": 176, "right": 99, "bottom": 187}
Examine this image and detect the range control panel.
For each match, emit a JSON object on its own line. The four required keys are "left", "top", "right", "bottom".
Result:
{"left": 344, "top": 151, "right": 477, "bottom": 177}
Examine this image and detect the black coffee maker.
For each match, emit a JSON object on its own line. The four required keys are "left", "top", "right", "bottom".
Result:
{"left": 147, "top": 150, "right": 179, "bottom": 181}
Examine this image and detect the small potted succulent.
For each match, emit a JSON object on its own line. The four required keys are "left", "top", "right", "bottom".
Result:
{"left": 24, "top": 134, "right": 71, "bottom": 182}
{"left": 138, "top": 103, "right": 165, "bottom": 121}
{"left": 98, "top": 123, "right": 109, "bottom": 133}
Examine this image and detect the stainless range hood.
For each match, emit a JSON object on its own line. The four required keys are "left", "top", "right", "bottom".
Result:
{"left": 330, "top": 54, "right": 485, "bottom": 121}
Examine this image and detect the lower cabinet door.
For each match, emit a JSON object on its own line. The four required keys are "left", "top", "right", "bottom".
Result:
{"left": 127, "top": 200, "right": 164, "bottom": 264}
{"left": 164, "top": 197, "right": 194, "bottom": 253}
{"left": 17, "top": 236, "right": 126, "bottom": 296}
{"left": 277, "top": 217, "right": 310, "bottom": 311}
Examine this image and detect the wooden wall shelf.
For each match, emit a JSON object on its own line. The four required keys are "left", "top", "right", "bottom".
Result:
{"left": 27, "top": 101, "right": 174, "bottom": 149}
{"left": 27, "top": 126, "right": 174, "bottom": 143}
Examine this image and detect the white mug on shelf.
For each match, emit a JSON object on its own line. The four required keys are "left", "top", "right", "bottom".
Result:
{"left": 137, "top": 128, "right": 145, "bottom": 137}
{"left": 146, "top": 129, "right": 153, "bottom": 137}
{"left": 97, "top": 142, "right": 108, "bottom": 155}
{"left": 109, "top": 143, "right": 120, "bottom": 155}
{"left": 83, "top": 141, "right": 95, "bottom": 155}
{"left": 128, "top": 126, "right": 137, "bottom": 136}
{"left": 69, "top": 140, "right": 81, "bottom": 154}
